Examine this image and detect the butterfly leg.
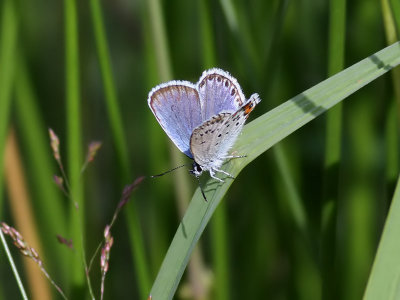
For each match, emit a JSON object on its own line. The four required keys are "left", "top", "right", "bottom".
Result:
{"left": 209, "top": 169, "right": 225, "bottom": 183}
{"left": 213, "top": 168, "right": 235, "bottom": 179}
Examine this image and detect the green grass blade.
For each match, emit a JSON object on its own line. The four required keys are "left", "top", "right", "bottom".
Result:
{"left": 273, "top": 145, "right": 307, "bottom": 234}
{"left": 0, "top": 2, "right": 19, "bottom": 296}
{"left": 64, "top": 0, "right": 85, "bottom": 293}
{"left": 390, "top": 0, "right": 400, "bottom": 33}
{"left": 0, "top": 1, "right": 24, "bottom": 297}
{"left": 0, "top": 0, "right": 18, "bottom": 208}
{"left": 89, "top": 0, "right": 130, "bottom": 180}
{"left": 14, "top": 58, "right": 68, "bottom": 280}
{"left": 321, "top": 0, "right": 346, "bottom": 298}
{"left": 382, "top": 0, "right": 400, "bottom": 123}
{"left": 363, "top": 174, "right": 400, "bottom": 300}
{"left": 150, "top": 42, "right": 400, "bottom": 299}
{"left": 89, "top": 0, "right": 151, "bottom": 297}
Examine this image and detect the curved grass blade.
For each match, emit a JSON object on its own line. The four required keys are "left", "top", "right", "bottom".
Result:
{"left": 363, "top": 174, "right": 400, "bottom": 300}
{"left": 150, "top": 42, "right": 400, "bottom": 299}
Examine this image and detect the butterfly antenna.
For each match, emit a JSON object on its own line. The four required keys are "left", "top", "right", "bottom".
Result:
{"left": 150, "top": 164, "right": 189, "bottom": 178}
{"left": 195, "top": 175, "right": 207, "bottom": 202}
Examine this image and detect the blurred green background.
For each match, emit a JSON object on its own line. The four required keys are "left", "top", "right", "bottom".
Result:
{"left": 0, "top": 0, "right": 399, "bottom": 299}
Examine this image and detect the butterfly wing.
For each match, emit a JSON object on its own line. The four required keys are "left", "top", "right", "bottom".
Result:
{"left": 148, "top": 81, "right": 202, "bottom": 158}
{"left": 197, "top": 68, "right": 246, "bottom": 121}
{"left": 190, "top": 93, "right": 261, "bottom": 170}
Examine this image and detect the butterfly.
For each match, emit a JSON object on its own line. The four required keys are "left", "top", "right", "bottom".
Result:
{"left": 148, "top": 68, "right": 261, "bottom": 191}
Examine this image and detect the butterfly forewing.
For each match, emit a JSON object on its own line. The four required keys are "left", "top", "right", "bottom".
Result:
{"left": 197, "top": 68, "right": 245, "bottom": 121}
{"left": 148, "top": 82, "right": 202, "bottom": 158}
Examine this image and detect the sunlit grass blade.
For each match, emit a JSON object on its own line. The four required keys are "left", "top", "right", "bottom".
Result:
{"left": 150, "top": 42, "right": 400, "bottom": 299}
{"left": 364, "top": 173, "right": 400, "bottom": 299}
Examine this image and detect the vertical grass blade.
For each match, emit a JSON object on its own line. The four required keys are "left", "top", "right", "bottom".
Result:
{"left": 0, "top": 0, "right": 20, "bottom": 296}
{"left": 15, "top": 58, "right": 68, "bottom": 280}
{"left": 150, "top": 42, "right": 400, "bottom": 299}
{"left": 89, "top": 0, "right": 130, "bottom": 180}
{"left": 321, "top": 0, "right": 346, "bottom": 298}
{"left": 64, "top": 0, "right": 85, "bottom": 294}
{"left": 89, "top": 0, "right": 151, "bottom": 297}
{"left": 0, "top": 0, "right": 18, "bottom": 207}
{"left": 381, "top": 0, "right": 400, "bottom": 124}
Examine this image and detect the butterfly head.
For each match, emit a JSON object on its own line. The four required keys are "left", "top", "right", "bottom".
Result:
{"left": 189, "top": 161, "right": 203, "bottom": 177}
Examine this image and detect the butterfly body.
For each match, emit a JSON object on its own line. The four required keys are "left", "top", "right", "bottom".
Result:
{"left": 148, "top": 68, "right": 261, "bottom": 182}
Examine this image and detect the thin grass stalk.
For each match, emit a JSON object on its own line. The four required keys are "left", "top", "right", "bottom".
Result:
{"left": 321, "top": 0, "right": 346, "bottom": 298}
{"left": 0, "top": 231, "right": 28, "bottom": 300}
{"left": 150, "top": 42, "right": 400, "bottom": 299}
{"left": 199, "top": 0, "right": 229, "bottom": 298}
{"left": 0, "top": 0, "right": 18, "bottom": 209}
{"left": 64, "top": 0, "right": 86, "bottom": 295}
{"left": 89, "top": 0, "right": 151, "bottom": 297}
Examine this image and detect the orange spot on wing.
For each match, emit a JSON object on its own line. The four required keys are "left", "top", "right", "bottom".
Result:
{"left": 244, "top": 103, "right": 254, "bottom": 115}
